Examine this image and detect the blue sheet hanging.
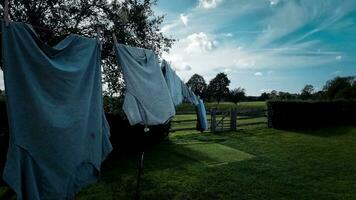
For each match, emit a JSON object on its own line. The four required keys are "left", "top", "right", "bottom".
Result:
{"left": 181, "top": 81, "right": 199, "bottom": 106}
{"left": 197, "top": 99, "right": 208, "bottom": 131}
{"left": 114, "top": 43, "right": 175, "bottom": 125}
{"left": 161, "top": 60, "right": 183, "bottom": 106}
{"left": 1, "top": 21, "right": 112, "bottom": 199}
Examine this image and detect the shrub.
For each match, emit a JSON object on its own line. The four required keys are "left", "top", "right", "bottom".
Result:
{"left": 267, "top": 100, "right": 356, "bottom": 129}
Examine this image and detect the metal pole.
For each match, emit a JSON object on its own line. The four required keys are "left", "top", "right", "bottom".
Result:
{"left": 96, "top": 27, "right": 102, "bottom": 50}
{"left": 4, "top": 0, "right": 9, "bottom": 27}
{"left": 112, "top": 33, "right": 118, "bottom": 44}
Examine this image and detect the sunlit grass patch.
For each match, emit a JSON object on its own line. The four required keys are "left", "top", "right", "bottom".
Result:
{"left": 173, "top": 143, "right": 254, "bottom": 166}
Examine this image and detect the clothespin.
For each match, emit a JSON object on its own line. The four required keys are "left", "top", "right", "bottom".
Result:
{"left": 4, "top": 0, "right": 9, "bottom": 27}
{"left": 144, "top": 124, "right": 150, "bottom": 133}
{"left": 96, "top": 27, "right": 102, "bottom": 50}
{"left": 112, "top": 33, "right": 118, "bottom": 45}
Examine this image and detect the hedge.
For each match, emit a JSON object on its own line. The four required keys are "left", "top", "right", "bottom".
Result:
{"left": 267, "top": 100, "right": 356, "bottom": 129}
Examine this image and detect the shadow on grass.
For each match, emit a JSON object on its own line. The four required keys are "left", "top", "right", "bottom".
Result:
{"left": 276, "top": 126, "right": 356, "bottom": 137}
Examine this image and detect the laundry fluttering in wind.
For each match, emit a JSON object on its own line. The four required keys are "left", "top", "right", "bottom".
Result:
{"left": 1, "top": 21, "right": 112, "bottom": 199}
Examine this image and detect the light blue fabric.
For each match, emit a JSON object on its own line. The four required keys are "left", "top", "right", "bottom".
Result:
{"left": 197, "top": 99, "right": 208, "bottom": 131}
{"left": 161, "top": 60, "right": 183, "bottom": 106}
{"left": 181, "top": 81, "right": 199, "bottom": 106}
{"left": 1, "top": 21, "right": 112, "bottom": 199}
{"left": 114, "top": 43, "right": 175, "bottom": 125}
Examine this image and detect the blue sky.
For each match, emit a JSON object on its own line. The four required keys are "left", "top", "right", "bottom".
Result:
{"left": 0, "top": 0, "right": 355, "bottom": 96}
{"left": 155, "top": 0, "right": 356, "bottom": 95}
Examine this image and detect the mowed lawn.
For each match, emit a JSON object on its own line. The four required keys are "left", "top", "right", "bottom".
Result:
{"left": 176, "top": 101, "right": 266, "bottom": 113}
{"left": 71, "top": 125, "right": 355, "bottom": 200}
{"left": 1, "top": 101, "right": 355, "bottom": 199}
{"left": 1, "top": 126, "right": 356, "bottom": 199}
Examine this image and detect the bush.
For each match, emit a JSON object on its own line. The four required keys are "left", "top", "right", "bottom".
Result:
{"left": 105, "top": 113, "right": 171, "bottom": 154}
{"left": 267, "top": 100, "right": 356, "bottom": 129}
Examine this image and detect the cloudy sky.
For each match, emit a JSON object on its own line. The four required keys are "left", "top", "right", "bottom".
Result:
{"left": 155, "top": 0, "right": 356, "bottom": 95}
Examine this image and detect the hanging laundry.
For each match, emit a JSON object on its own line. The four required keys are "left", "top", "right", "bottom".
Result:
{"left": 161, "top": 60, "right": 183, "bottom": 106}
{"left": 197, "top": 99, "right": 209, "bottom": 131}
{"left": 181, "top": 81, "right": 199, "bottom": 106}
{"left": 1, "top": 21, "right": 112, "bottom": 199}
{"left": 180, "top": 81, "right": 208, "bottom": 131}
{"left": 114, "top": 43, "right": 175, "bottom": 125}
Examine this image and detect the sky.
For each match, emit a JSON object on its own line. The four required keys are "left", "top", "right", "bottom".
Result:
{"left": 0, "top": 0, "right": 355, "bottom": 96}
{"left": 154, "top": 0, "right": 356, "bottom": 95}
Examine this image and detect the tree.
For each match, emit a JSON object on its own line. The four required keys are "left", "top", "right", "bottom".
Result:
{"left": 0, "top": 0, "right": 174, "bottom": 96}
{"left": 186, "top": 74, "right": 207, "bottom": 99}
{"left": 278, "top": 91, "right": 295, "bottom": 100}
{"left": 323, "top": 76, "right": 355, "bottom": 99}
{"left": 269, "top": 90, "right": 278, "bottom": 99}
{"left": 229, "top": 87, "right": 246, "bottom": 105}
{"left": 259, "top": 92, "right": 270, "bottom": 101}
{"left": 206, "top": 72, "right": 230, "bottom": 103}
{"left": 300, "top": 84, "right": 314, "bottom": 100}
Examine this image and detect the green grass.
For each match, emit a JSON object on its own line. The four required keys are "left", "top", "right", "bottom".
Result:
{"left": 2, "top": 125, "right": 356, "bottom": 199}
{"left": 176, "top": 101, "right": 266, "bottom": 113}
{"left": 173, "top": 143, "right": 254, "bottom": 166}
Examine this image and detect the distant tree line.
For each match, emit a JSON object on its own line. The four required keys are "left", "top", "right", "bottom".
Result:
{"left": 186, "top": 72, "right": 245, "bottom": 104}
{"left": 186, "top": 74, "right": 356, "bottom": 103}
{"left": 260, "top": 76, "right": 356, "bottom": 101}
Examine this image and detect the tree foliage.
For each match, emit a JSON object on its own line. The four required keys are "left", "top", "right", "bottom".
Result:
{"left": 229, "top": 87, "right": 245, "bottom": 104}
{"left": 186, "top": 74, "right": 207, "bottom": 99}
{"left": 323, "top": 76, "right": 356, "bottom": 99}
{"left": 300, "top": 84, "right": 314, "bottom": 100}
{"left": 0, "top": 0, "right": 174, "bottom": 96}
{"left": 206, "top": 72, "right": 230, "bottom": 103}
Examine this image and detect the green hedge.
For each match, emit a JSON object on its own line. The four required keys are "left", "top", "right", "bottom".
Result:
{"left": 267, "top": 100, "right": 356, "bottom": 129}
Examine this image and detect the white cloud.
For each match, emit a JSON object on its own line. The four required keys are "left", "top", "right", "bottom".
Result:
{"left": 254, "top": 72, "right": 263, "bottom": 76}
{"left": 260, "top": 89, "right": 273, "bottom": 92}
{"left": 336, "top": 55, "right": 342, "bottom": 60}
{"left": 334, "top": 70, "right": 342, "bottom": 75}
{"left": 180, "top": 14, "right": 188, "bottom": 26}
{"left": 175, "top": 63, "right": 192, "bottom": 71}
{"left": 223, "top": 33, "right": 233, "bottom": 37}
{"left": 269, "top": 0, "right": 279, "bottom": 6}
{"left": 198, "top": 0, "right": 223, "bottom": 9}
{"left": 185, "top": 32, "right": 217, "bottom": 53}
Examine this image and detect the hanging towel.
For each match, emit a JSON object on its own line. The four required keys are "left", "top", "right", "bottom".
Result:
{"left": 114, "top": 43, "right": 175, "bottom": 125}
{"left": 197, "top": 99, "right": 208, "bottom": 131}
{"left": 181, "top": 81, "right": 199, "bottom": 106}
{"left": 1, "top": 21, "right": 112, "bottom": 199}
{"left": 180, "top": 81, "right": 207, "bottom": 131}
{"left": 161, "top": 60, "right": 183, "bottom": 106}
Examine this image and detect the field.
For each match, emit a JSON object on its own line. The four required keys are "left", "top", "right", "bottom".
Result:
{"left": 1, "top": 102, "right": 356, "bottom": 199}
{"left": 176, "top": 101, "right": 266, "bottom": 113}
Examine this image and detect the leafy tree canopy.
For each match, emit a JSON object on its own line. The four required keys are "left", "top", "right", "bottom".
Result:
{"left": 186, "top": 73, "right": 207, "bottom": 99}
{"left": 229, "top": 87, "right": 245, "bottom": 104}
{"left": 206, "top": 72, "right": 230, "bottom": 103}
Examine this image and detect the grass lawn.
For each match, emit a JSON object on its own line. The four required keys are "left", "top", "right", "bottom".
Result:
{"left": 1, "top": 125, "right": 356, "bottom": 199}
{"left": 176, "top": 101, "right": 266, "bottom": 113}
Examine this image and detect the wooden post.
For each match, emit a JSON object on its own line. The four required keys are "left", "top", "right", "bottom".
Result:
{"left": 4, "top": 0, "right": 9, "bottom": 27}
{"left": 210, "top": 108, "right": 216, "bottom": 132}
{"left": 230, "top": 108, "right": 237, "bottom": 131}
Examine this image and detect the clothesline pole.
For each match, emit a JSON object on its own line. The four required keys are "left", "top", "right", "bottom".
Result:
{"left": 112, "top": 33, "right": 118, "bottom": 44}
{"left": 96, "top": 27, "right": 100, "bottom": 40}
{"left": 96, "top": 27, "right": 102, "bottom": 50}
{"left": 4, "top": 0, "right": 9, "bottom": 27}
